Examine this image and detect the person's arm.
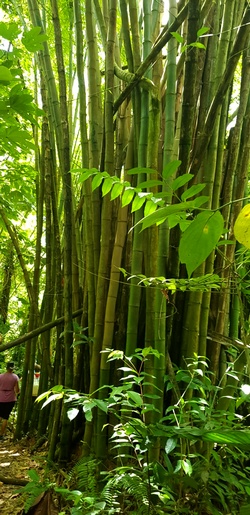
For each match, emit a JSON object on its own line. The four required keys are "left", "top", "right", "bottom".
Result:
{"left": 15, "top": 379, "right": 20, "bottom": 396}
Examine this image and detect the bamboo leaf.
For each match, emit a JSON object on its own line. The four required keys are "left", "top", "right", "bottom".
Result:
{"left": 179, "top": 210, "right": 224, "bottom": 277}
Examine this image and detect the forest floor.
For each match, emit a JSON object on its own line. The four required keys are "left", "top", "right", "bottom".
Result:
{"left": 0, "top": 429, "right": 46, "bottom": 515}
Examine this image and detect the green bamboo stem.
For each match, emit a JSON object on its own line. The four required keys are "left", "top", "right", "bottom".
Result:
{"left": 85, "top": 0, "right": 117, "bottom": 457}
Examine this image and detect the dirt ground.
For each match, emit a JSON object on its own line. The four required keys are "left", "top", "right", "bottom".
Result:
{"left": 0, "top": 429, "right": 44, "bottom": 515}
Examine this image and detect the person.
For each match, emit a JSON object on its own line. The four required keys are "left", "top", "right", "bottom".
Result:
{"left": 32, "top": 363, "right": 41, "bottom": 400}
{"left": 0, "top": 361, "right": 20, "bottom": 438}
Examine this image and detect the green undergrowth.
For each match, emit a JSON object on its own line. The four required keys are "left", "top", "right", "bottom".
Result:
{"left": 21, "top": 350, "right": 250, "bottom": 514}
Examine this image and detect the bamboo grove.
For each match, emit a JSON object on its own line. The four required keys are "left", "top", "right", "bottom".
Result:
{"left": 0, "top": 0, "right": 250, "bottom": 462}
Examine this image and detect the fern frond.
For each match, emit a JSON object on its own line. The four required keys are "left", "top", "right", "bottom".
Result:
{"left": 102, "top": 471, "right": 150, "bottom": 513}
{"left": 70, "top": 456, "right": 99, "bottom": 494}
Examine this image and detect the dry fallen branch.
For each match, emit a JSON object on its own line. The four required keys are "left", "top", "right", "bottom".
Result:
{"left": 0, "top": 474, "right": 29, "bottom": 486}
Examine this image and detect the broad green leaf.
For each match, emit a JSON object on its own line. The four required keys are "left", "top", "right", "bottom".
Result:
{"left": 165, "top": 437, "right": 177, "bottom": 454}
{"left": 180, "top": 219, "right": 191, "bottom": 231}
{"left": 51, "top": 384, "right": 64, "bottom": 393}
{"left": 181, "top": 183, "right": 206, "bottom": 201}
{"left": 190, "top": 42, "right": 206, "bottom": 50}
{"left": 92, "top": 173, "right": 104, "bottom": 191}
{"left": 197, "top": 26, "right": 209, "bottom": 37}
{"left": 127, "top": 167, "right": 157, "bottom": 175}
{"left": 163, "top": 160, "right": 181, "bottom": 180}
{"left": 203, "top": 430, "right": 250, "bottom": 446}
{"left": 182, "top": 459, "right": 192, "bottom": 476}
{"left": 67, "top": 408, "right": 79, "bottom": 421}
{"left": 127, "top": 391, "right": 143, "bottom": 406}
{"left": 107, "top": 349, "right": 124, "bottom": 360}
{"left": 167, "top": 213, "right": 185, "bottom": 229}
{"left": 94, "top": 399, "right": 108, "bottom": 413}
{"left": 118, "top": 366, "right": 134, "bottom": 372}
{"left": 111, "top": 181, "right": 124, "bottom": 200}
{"left": 79, "top": 170, "right": 97, "bottom": 182}
{"left": 131, "top": 194, "right": 147, "bottom": 212}
{"left": 22, "top": 27, "right": 48, "bottom": 52}
{"left": 36, "top": 391, "right": 51, "bottom": 403}
{"left": 10, "top": 92, "right": 37, "bottom": 122}
{"left": 234, "top": 204, "right": 250, "bottom": 248}
{"left": 141, "top": 346, "right": 162, "bottom": 358}
{"left": 0, "top": 65, "right": 13, "bottom": 82}
{"left": 0, "top": 22, "right": 20, "bottom": 41}
{"left": 122, "top": 187, "right": 135, "bottom": 207}
{"left": 102, "top": 177, "right": 114, "bottom": 196}
{"left": 170, "top": 32, "right": 184, "bottom": 44}
{"left": 192, "top": 195, "right": 209, "bottom": 207}
{"left": 0, "top": 100, "right": 8, "bottom": 113}
{"left": 172, "top": 173, "right": 194, "bottom": 191}
{"left": 144, "top": 199, "right": 158, "bottom": 217}
{"left": 84, "top": 408, "right": 93, "bottom": 421}
{"left": 174, "top": 460, "right": 182, "bottom": 473}
{"left": 140, "top": 201, "right": 194, "bottom": 230}
{"left": 138, "top": 179, "right": 163, "bottom": 189}
{"left": 41, "top": 392, "right": 63, "bottom": 408}
{"left": 179, "top": 210, "right": 224, "bottom": 277}
{"left": 241, "top": 384, "right": 250, "bottom": 396}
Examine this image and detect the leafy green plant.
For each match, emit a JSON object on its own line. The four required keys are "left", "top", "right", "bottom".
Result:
{"left": 34, "top": 350, "right": 250, "bottom": 513}
{"left": 72, "top": 162, "right": 227, "bottom": 276}
{"left": 18, "top": 468, "right": 55, "bottom": 514}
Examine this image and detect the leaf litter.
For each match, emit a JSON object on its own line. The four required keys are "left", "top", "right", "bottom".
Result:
{"left": 0, "top": 430, "right": 47, "bottom": 515}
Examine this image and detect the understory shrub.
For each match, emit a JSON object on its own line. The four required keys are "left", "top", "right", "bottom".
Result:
{"left": 23, "top": 349, "right": 250, "bottom": 514}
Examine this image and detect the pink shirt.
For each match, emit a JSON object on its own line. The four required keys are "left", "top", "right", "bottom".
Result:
{"left": 0, "top": 372, "right": 19, "bottom": 402}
